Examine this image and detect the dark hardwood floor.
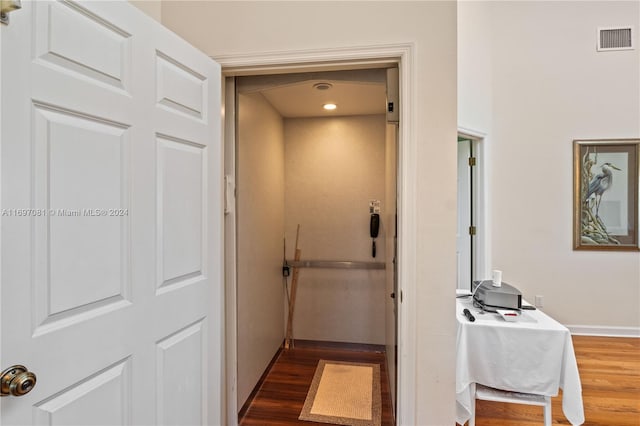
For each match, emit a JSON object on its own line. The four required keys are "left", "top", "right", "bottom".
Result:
{"left": 239, "top": 336, "right": 639, "bottom": 426}
{"left": 239, "top": 341, "right": 395, "bottom": 426}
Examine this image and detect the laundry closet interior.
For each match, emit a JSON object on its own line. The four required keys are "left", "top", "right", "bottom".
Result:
{"left": 230, "top": 67, "right": 400, "bottom": 411}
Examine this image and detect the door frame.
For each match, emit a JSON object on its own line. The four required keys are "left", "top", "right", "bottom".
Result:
{"left": 456, "top": 136, "right": 474, "bottom": 290}
{"left": 217, "top": 42, "right": 418, "bottom": 426}
{"left": 457, "top": 127, "right": 488, "bottom": 282}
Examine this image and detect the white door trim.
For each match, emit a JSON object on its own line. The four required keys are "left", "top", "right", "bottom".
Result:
{"left": 222, "top": 76, "right": 238, "bottom": 426}
{"left": 216, "top": 42, "right": 418, "bottom": 426}
{"left": 214, "top": 43, "right": 406, "bottom": 75}
{"left": 457, "top": 127, "right": 489, "bottom": 282}
{"left": 457, "top": 126, "right": 486, "bottom": 141}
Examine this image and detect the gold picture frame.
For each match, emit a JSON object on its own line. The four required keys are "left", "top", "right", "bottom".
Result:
{"left": 573, "top": 139, "right": 639, "bottom": 251}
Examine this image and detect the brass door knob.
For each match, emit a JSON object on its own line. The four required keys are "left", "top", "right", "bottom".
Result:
{"left": 1, "top": 365, "right": 36, "bottom": 397}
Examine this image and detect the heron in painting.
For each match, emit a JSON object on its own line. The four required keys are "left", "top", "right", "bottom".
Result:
{"left": 586, "top": 162, "right": 621, "bottom": 217}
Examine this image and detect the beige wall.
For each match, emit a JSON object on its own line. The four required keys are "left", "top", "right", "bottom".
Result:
{"left": 459, "top": 1, "right": 640, "bottom": 331}
{"left": 284, "top": 115, "right": 387, "bottom": 345}
{"left": 129, "top": 0, "right": 162, "bottom": 21}
{"left": 236, "top": 92, "right": 285, "bottom": 409}
{"left": 162, "top": 2, "right": 458, "bottom": 424}
{"left": 458, "top": 1, "right": 493, "bottom": 135}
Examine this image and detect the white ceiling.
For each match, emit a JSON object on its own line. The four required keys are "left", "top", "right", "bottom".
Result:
{"left": 259, "top": 79, "right": 387, "bottom": 118}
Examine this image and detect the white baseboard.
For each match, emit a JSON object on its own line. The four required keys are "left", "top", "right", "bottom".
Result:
{"left": 567, "top": 325, "right": 640, "bottom": 338}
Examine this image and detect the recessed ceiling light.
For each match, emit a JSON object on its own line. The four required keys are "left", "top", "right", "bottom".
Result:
{"left": 323, "top": 103, "right": 337, "bottom": 111}
{"left": 313, "top": 82, "right": 333, "bottom": 91}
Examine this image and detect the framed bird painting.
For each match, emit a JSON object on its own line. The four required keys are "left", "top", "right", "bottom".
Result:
{"left": 573, "top": 139, "right": 639, "bottom": 251}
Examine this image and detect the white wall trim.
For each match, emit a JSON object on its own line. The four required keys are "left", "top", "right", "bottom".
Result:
{"left": 457, "top": 126, "right": 486, "bottom": 140}
{"left": 216, "top": 42, "right": 418, "bottom": 426}
{"left": 567, "top": 325, "right": 640, "bottom": 338}
{"left": 222, "top": 77, "right": 238, "bottom": 426}
{"left": 214, "top": 43, "right": 408, "bottom": 75}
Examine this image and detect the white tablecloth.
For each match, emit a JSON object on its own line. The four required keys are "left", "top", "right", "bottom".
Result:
{"left": 456, "top": 297, "right": 584, "bottom": 425}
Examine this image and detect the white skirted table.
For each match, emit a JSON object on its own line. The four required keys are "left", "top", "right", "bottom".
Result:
{"left": 456, "top": 296, "right": 585, "bottom": 425}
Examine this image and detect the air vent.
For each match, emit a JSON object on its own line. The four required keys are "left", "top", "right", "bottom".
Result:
{"left": 597, "top": 27, "right": 633, "bottom": 51}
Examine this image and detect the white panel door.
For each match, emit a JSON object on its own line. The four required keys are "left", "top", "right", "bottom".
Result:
{"left": 0, "top": 1, "right": 222, "bottom": 425}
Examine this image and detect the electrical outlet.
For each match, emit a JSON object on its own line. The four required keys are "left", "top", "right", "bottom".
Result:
{"left": 535, "top": 295, "right": 544, "bottom": 308}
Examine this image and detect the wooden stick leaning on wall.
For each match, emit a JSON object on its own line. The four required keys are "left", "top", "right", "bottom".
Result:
{"left": 285, "top": 225, "right": 301, "bottom": 349}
